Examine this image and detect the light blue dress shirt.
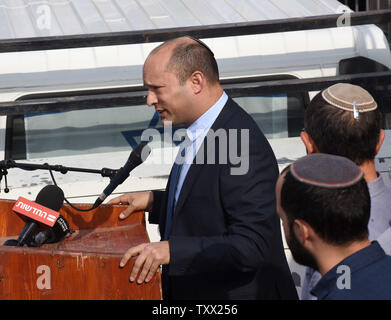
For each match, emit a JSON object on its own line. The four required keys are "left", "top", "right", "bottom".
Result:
{"left": 174, "top": 91, "right": 228, "bottom": 206}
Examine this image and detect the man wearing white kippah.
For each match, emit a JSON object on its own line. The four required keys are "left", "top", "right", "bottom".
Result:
{"left": 299, "top": 83, "right": 391, "bottom": 300}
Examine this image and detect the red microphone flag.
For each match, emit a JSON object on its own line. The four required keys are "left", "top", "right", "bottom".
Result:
{"left": 12, "top": 197, "right": 60, "bottom": 227}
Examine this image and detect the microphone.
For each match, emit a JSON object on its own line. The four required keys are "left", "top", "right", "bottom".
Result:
{"left": 93, "top": 142, "right": 151, "bottom": 208}
{"left": 4, "top": 185, "right": 64, "bottom": 247}
{"left": 32, "top": 215, "right": 71, "bottom": 247}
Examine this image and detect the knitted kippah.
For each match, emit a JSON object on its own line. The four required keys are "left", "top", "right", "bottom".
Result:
{"left": 290, "top": 154, "right": 364, "bottom": 188}
{"left": 322, "top": 83, "right": 377, "bottom": 119}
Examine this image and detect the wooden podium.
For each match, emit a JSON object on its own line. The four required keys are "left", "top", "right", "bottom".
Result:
{"left": 0, "top": 200, "right": 162, "bottom": 300}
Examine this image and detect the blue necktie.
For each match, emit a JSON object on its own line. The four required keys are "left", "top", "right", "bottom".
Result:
{"left": 163, "top": 142, "right": 187, "bottom": 240}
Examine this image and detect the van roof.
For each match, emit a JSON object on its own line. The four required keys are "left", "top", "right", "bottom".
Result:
{"left": 0, "top": 0, "right": 348, "bottom": 38}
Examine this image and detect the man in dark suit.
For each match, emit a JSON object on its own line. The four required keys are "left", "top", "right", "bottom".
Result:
{"left": 109, "top": 36, "right": 297, "bottom": 300}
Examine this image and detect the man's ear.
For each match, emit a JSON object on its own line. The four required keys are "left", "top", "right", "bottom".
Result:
{"left": 188, "top": 71, "right": 204, "bottom": 94}
{"left": 293, "top": 219, "right": 311, "bottom": 245}
{"left": 300, "top": 131, "right": 319, "bottom": 154}
{"left": 375, "top": 129, "right": 385, "bottom": 155}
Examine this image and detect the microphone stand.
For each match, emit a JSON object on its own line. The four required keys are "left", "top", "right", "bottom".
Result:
{"left": 0, "top": 160, "right": 119, "bottom": 212}
{"left": 0, "top": 159, "right": 119, "bottom": 188}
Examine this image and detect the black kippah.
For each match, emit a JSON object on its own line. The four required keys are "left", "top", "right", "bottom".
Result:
{"left": 290, "top": 154, "right": 364, "bottom": 188}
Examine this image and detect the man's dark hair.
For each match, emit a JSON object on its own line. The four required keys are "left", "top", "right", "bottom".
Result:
{"left": 304, "top": 91, "right": 382, "bottom": 166}
{"left": 165, "top": 40, "right": 219, "bottom": 85}
{"left": 281, "top": 167, "right": 370, "bottom": 245}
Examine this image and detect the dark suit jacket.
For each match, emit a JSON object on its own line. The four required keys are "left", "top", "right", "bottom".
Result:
{"left": 149, "top": 97, "right": 298, "bottom": 300}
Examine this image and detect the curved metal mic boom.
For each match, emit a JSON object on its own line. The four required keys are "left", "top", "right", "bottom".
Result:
{"left": 0, "top": 142, "right": 151, "bottom": 212}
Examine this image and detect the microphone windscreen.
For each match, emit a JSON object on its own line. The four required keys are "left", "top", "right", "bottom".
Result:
{"left": 35, "top": 185, "right": 65, "bottom": 211}
{"left": 126, "top": 142, "right": 151, "bottom": 169}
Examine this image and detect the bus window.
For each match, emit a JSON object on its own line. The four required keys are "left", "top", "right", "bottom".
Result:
{"left": 234, "top": 92, "right": 305, "bottom": 139}
{"left": 7, "top": 82, "right": 308, "bottom": 160}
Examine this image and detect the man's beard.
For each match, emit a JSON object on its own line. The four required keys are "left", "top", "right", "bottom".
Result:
{"left": 287, "top": 227, "right": 318, "bottom": 271}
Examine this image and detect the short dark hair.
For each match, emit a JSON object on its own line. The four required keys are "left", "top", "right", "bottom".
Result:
{"left": 304, "top": 91, "right": 382, "bottom": 165}
{"left": 165, "top": 40, "right": 219, "bottom": 85}
{"left": 280, "top": 167, "right": 370, "bottom": 245}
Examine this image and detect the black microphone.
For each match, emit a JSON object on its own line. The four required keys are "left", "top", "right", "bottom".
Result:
{"left": 32, "top": 215, "right": 71, "bottom": 247}
{"left": 4, "top": 185, "right": 64, "bottom": 247}
{"left": 93, "top": 142, "right": 151, "bottom": 208}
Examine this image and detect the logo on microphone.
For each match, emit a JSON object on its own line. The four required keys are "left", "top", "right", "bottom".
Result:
{"left": 13, "top": 197, "right": 60, "bottom": 227}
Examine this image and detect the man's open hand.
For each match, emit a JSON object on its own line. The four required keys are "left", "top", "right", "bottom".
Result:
{"left": 120, "top": 241, "right": 170, "bottom": 284}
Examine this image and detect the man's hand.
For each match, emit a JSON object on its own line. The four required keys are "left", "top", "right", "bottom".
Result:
{"left": 120, "top": 241, "right": 170, "bottom": 284}
{"left": 108, "top": 191, "right": 154, "bottom": 219}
